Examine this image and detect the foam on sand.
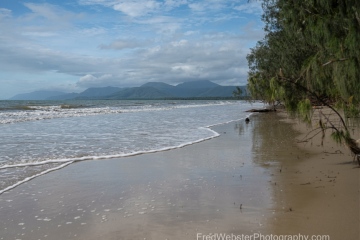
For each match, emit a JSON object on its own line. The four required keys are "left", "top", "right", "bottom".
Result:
{"left": 0, "top": 112, "right": 257, "bottom": 196}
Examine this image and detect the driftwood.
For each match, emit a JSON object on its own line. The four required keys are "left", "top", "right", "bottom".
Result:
{"left": 245, "top": 109, "right": 276, "bottom": 113}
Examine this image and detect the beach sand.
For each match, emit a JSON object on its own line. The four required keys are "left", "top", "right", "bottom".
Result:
{"left": 0, "top": 111, "right": 359, "bottom": 240}
{"left": 267, "top": 109, "right": 360, "bottom": 239}
{"left": 0, "top": 118, "right": 275, "bottom": 240}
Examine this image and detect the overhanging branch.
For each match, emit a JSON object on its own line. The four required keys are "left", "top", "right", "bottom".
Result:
{"left": 322, "top": 58, "right": 349, "bottom": 67}
{"left": 277, "top": 75, "right": 348, "bottom": 133}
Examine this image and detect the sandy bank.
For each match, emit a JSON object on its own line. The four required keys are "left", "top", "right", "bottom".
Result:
{"left": 264, "top": 110, "right": 360, "bottom": 239}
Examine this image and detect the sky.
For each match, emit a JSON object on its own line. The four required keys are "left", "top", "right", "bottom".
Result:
{"left": 0, "top": 0, "right": 264, "bottom": 99}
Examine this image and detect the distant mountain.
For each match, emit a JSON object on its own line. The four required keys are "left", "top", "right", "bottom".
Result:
{"left": 107, "top": 87, "right": 173, "bottom": 99}
{"left": 77, "top": 86, "right": 121, "bottom": 98}
{"left": 141, "top": 82, "right": 175, "bottom": 90}
{"left": 46, "top": 86, "right": 122, "bottom": 100}
{"left": 176, "top": 80, "right": 220, "bottom": 89}
{"left": 197, "top": 86, "right": 247, "bottom": 98}
{"left": 171, "top": 88, "right": 212, "bottom": 98}
{"left": 47, "top": 93, "right": 79, "bottom": 100}
{"left": 142, "top": 80, "right": 230, "bottom": 98}
{"left": 9, "top": 87, "right": 122, "bottom": 101}
{"left": 9, "top": 81, "right": 247, "bottom": 100}
{"left": 10, "top": 91, "right": 67, "bottom": 100}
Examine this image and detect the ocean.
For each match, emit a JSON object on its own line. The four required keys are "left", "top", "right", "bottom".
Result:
{"left": 0, "top": 100, "right": 262, "bottom": 194}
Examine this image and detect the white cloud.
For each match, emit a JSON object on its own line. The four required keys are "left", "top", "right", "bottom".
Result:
{"left": 113, "top": 1, "right": 161, "bottom": 17}
{"left": 16, "top": 3, "right": 85, "bottom": 42}
{"left": 0, "top": 20, "right": 261, "bottom": 89}
{"left": 77, "top": 74, "right": 115, "bottom": 87}
{"left": 78, "top": 0, "right": 261, "bottom": 18}
{"left": 0, "top": 8, "right": 12, "bottom": 18}
{"left": 170, "top": 39, "right": 187, "bottom": 47}
{"left": 80, "top": 27, "right": 107, "bottom": 36}
{"left": 99, "top": 38, "right": 149, "bottom": 50}
{"left": 79, "top": 74, "right": 97, "bottom": 82}
{"left": 184, "top": 30, "right": 196, "bottom": 36}
{"left": 234, "top": 1, "right": 263, "bottom": 15}
{"left": 0, "top": 0, "right": 265, "bottom": 97}
{"left": 171, "top": 64, "right": 203, "bottom": 77}
{"left": 79, "top": 0, "right": 188, "bottom": 17}
{"left": 78, "top": 0, "right": 114, "bottom": 7}
{"left": 164, "top": 0, "right": 188, "bottom": 9}
{"left": 6, "top": 31, "right": 251, "bottom": 89}
{"left": 24, "top": 3, "right": 83, "bottom": 24}
{"left": 114, "top": 34, "right": 252, "bottom": 85}
{"left": 79, "top": 0, "right": 176, "bottom": 17}
{"left": 188, "top": 0, "right": 226, "bottom": 13}
{"left": 188, "top": 3, "right": 204, "bottom": 12}
{"left": 137, "top": 16, "right": 182, "bottom": 34}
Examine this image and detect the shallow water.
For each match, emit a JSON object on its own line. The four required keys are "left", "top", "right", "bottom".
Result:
{"left": 0, "top": 100, "right": 263, "bottom": 194}
{"left": 0, "top": 117, "right": 274, "bottom": 240}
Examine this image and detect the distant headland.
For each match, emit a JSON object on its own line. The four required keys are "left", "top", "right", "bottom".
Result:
{"left": 9, "top": 80, "right": 247, "bottom": 100}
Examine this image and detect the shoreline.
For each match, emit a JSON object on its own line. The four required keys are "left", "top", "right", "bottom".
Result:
{"left": 0, "top": 111, "right": 358, "bottom": 239}
{"left": 0, "top": 117, "right": 273, "bottom": 240}
{"left": 0, "top": 114, "right": 254, "bottom": 196}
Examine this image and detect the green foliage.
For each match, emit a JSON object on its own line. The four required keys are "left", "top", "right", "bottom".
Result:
{"left": 331, "top": 131, "right": 343, "bottom": 144}
{"left": 248, "top": 0, "right": 360, "bottom": 112}
{"left": 247, "top": 0, "right": 360, "bottom": 159}
{"left": 297, "top": 99, "right": 312, "bottom": 123}
{"left": 232, "top": 86, "right": 243, "bottom": 99}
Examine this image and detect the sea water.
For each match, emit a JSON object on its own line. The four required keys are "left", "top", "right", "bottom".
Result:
{"left": 0, "top": 100, "right": 262, "bottom": 194}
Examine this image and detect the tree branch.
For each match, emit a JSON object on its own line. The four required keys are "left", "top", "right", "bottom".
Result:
{"left": 322, "top": 58, "right": 349, "bottom": 67}
{"left": 277, "top": 75, "right": 349, "bottom": 133}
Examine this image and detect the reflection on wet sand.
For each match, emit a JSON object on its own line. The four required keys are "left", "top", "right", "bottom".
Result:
{"left": 0, "top": 120, "right": 276, "bottom": 240}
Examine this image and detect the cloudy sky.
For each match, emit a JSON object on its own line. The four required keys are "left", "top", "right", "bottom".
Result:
{"left": 0, "top": 0, "right": 264, "bottom": 99}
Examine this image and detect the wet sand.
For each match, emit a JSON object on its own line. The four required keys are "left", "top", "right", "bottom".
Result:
{"left": 266, "top": 110, "right": 360, "bottom": 239}
{"left": 0, "top": 118, "right": 275, "bottom": 240}
{"left": 0, "top": 112, "right": 358, "bottom": 240}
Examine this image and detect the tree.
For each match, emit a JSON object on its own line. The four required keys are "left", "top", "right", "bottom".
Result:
{"left": 247, "top": 0, "right": 360, "bottom": 164}
{"left": 232, "top": 86, "right": 243, "bottom": 99}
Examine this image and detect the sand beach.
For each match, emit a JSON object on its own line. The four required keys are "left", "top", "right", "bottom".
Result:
{"left": 0, "top": 111, "right": 359, "bottom": 240}
{"left": 268, "top": 110, "right": 360, "bottom": 239}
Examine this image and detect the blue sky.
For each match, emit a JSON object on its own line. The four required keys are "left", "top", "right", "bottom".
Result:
{"left": 0, "top": 0, "right": 264, "bottom": 99}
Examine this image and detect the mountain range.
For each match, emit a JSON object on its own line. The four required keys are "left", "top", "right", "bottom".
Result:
{"left": 9, "top": 80, "right": 247, "bottom": 100}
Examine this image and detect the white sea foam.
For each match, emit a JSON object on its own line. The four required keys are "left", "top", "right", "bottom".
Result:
{"left": 0, "top": 100, "right": 263, "bottom": 195}
{"left": 0, "top": 162, "right": 73, "bottom": 195}
{"left": 0, "top": 126, "right": 222, "bottom": 195}
{"left": 0, "top": 101, "right": 234, "bottom": 124}
{"left": 0, "top": 125, "right": 220, "bottom": 171}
